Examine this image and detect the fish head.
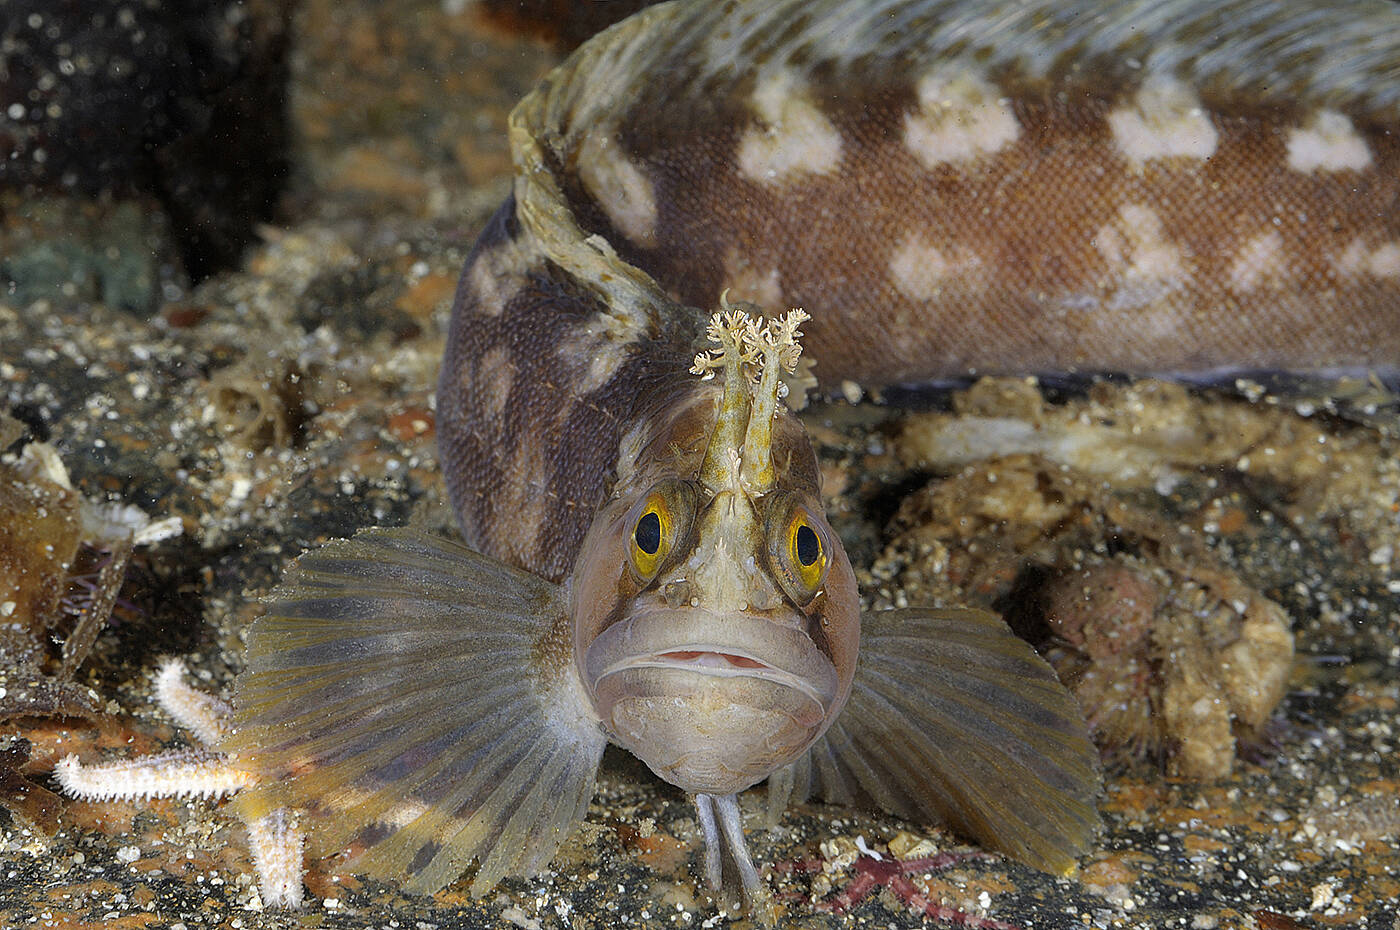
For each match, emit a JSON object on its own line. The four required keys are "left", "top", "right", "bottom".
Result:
{"left": 571, "top": 307, "right": 859, "bottom": 795}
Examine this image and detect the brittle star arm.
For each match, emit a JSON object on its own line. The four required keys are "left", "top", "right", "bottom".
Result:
{"left": 54, "top": 658, "right": 307, "bottom": 908}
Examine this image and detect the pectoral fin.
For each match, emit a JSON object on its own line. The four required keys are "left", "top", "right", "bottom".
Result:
{"left": 768, "top": 608, "right": 1100, "bottom": 875}
{"left": 223, "top": 527, "right": 606, "bottom": 896}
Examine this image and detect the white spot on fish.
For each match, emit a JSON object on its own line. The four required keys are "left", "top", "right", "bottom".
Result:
{"left": 469, "top": 236, "right": 539, "bottom": 317}
{"left": 1227, "top": 230, "right": 1287, "bottom": 293}
{"left": 1286, "top": 110, "right": 1372, "bottom": 173}
{"left": 505, "top": 434, "right": 552, "bottom": 560}
{"left": 1107, "top": 75, "right": 1218, "bottom": 165}
{"left": 1093, "top": 203, "right": 1186, "bottom": 309}
{"left": 888, "top": 233, "right": 983, "bottom": 301}
{"left": 1369, "top": 243, "right": 1400, "bottom": 277}
{"left": 737, "top": 69, "right": 842, "bottom": 184}
{"left": 1337, "top": 238, "right": 1400, "bottom": 278}
{"left": 578, "top": 128, "right": 659, "bottom": 245}
{"left": 721, "top": 247, "right": 783, "bottom": 309}
{"left": 903, "top": 69, "right": 1019, "bottom": 168}
{"left": 476, "top": 346, "right": 514, "bottom": 421}
{"left": 556, "top": 321, "right": 634, "bottom": 395}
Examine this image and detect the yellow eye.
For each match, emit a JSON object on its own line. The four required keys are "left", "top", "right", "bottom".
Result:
{"left": 626, "top": 480, "right": 697, "bottom": 584}
{"left": 765, "top": 492, "right": 833, "bottom": 606}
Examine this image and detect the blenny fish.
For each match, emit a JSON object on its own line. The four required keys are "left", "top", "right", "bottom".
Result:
{"left": 58, "top": 0, "right": 1400, "bottom": 914}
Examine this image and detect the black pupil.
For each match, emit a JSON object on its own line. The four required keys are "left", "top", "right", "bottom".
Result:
{"left": 635, "top": 510, "right": 662, "bottom": 555}
{"left": 795, "top": 523, "right": 821, "bottom": 566}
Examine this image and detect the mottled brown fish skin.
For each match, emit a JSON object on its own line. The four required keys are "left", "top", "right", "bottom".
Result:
{"left": 440, "top": 0, "right": 1400, "bottom": 578}
{"left": 438, "top": 199, "right": 711, "bottom": 580}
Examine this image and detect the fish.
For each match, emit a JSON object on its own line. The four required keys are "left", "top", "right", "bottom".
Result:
{"left": 57, "top": 0, "right": 1400, "bottom": 914}
{"left": 223, "top": 304, "right": 1100, "bottom": 913}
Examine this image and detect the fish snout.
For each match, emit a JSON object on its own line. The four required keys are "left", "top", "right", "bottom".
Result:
{"left": 582, "top": 606, "right": 840, "bottom": 794}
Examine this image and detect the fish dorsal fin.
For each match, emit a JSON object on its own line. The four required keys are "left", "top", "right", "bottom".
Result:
{"left": 768, "top": 607, "right": 1101, "bottom": 875}
{"left": 225, "top": 527, "right": 606, "bottom": 896}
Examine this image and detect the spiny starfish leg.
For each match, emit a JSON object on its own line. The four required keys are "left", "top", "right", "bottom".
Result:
{"left": 246, "top": 808, "right": 306, "bottom": 908}
{"left": 53, "top": 659, "right": 307, "bottom": 908}
{"left": 153, "top": 656, "right": 234, "bottom": 745}
{"left": 54, "top": 748, "right": 253, "bottom": 801}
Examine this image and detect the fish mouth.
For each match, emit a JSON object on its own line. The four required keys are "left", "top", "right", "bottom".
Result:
{"left": 597, "top": 644, "right": 831, "bottom": 707}
{"left": 584, "top": 609, "right": 840, "bottom": 710}
{"left": 656, "top": 650, "right": 769, "bottom": 670}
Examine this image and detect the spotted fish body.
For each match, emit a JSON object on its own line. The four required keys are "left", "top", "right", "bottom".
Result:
{"left": 222, "top": 0, "right": 1397, "bottom": 912}
{"left": 440, "top": 0, "right": 1400, "bottom": 582}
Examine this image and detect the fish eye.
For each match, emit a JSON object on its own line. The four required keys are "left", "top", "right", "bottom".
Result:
{"left": 625, "top": 479, "right": 698, "bottom": 584}
{"left": 634, "top": 511, "right": 662, "bottom": 555}
{"left": 764, "top": 491, "right": 833, "bottom": 606}
{"left": 794, "top": 523, "right": 820, "bottom": 566}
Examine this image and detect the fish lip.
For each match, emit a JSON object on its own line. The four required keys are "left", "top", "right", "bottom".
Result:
{"left": 584, "top": 608, "right": 840, "bottom": 709}
{"left": 597, "top": 645, "right": 832, "bottom": 708}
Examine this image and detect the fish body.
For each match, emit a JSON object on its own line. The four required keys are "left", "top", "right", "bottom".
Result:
{"left": 440, "top": 0, "right": 1400, "bottom": 583}
{"left": 81, "top": 0, "right": 1400, "bottom": 912}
